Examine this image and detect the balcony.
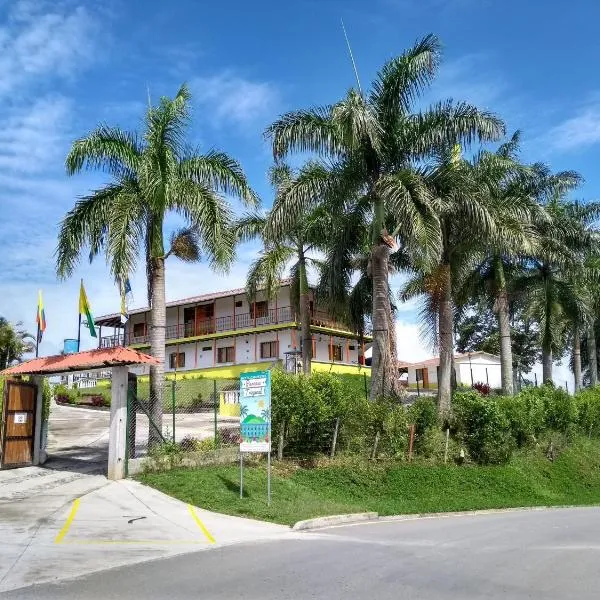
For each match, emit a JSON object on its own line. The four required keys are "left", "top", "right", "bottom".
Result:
{"left": 101, "top": 306, "right": 296, "bottom": 348}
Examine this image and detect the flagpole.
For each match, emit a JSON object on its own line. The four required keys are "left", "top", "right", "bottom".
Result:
{"left": 77, "top": 278, "right": 82, "bottom": 352}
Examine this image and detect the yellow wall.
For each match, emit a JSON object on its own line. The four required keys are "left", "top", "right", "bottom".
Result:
{"left": 136, "top": 362, "right": 275, "bottom": 382}
{"left": 219, "top": 396, "right": 240, "bottom": 417}
{"left": 311, "top": 361, "right": 371, "bottom": 376}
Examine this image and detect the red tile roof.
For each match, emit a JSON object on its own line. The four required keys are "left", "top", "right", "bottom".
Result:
{"left": 397, "top": 351, "right": 500, "bottom": 369}
{"left": 1, "top": 347, "right": 160, "bottom": 376}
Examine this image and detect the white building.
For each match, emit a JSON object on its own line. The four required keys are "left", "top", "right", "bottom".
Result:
{"left": 400, "top": 352, "right": 502, "bottom": 390}
{"left": 95, "top": 282, "right": 370, "bottom": 378}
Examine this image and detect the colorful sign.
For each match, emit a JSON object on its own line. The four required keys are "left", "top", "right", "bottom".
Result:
{"left": 239, "top": 371, "right": 271, "bottom": 453}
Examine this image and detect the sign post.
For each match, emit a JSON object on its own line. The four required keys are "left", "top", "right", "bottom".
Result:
{"left": 239, "top": 371, "right": 272, "bottom": 505}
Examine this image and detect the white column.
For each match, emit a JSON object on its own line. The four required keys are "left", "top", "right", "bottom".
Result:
{"left": 31, "top": 376, "right": 44, "bottom": 466}
{"left": 107, "top": 366, "right": 128, "bottom": 480}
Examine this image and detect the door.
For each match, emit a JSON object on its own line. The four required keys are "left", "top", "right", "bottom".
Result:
{"left": 1, "top": 381, "right": 37, "bottom": 468}
{"left": 196, "top": 304, "right": 215, "bottom": 334}
{"left": 422, "top": 368, "right": 430, "bottom": 389}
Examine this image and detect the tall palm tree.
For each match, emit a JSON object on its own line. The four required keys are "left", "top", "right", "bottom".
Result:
{"left": 56, "top": 84, "right": 258, "bottom": 446}
{"left": 265, "top": 35, "right": 504, "bottom": 400}
{"left": 236, "top": 164, "right": 330, "bottom": 374}
{"left": 454, "top": 132, "right": 541, "bottom": 396}
{"left": 0, "top": 318, "right": 35, "bottom": 369}
{"left": 515, "top": 167, "right": 597, "bottom": 383}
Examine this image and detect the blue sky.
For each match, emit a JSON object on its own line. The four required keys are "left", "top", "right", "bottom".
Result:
{"left": 0, "top": 0, "right": 596, "bottom": 384}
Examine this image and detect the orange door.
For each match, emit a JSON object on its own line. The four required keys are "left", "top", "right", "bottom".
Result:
{"left": 1, "top": 381, "right": 37, "bottom": 468}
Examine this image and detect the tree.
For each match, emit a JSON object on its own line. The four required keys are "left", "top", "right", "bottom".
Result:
{"left": 454, "top": 300, "right": 540, "bottom": 388}
{"left": 515, "top": 166, "right": 597, "bottom": 384}
{"left": 454, "top": 132, "right": 541, "bottom": 395}
{"left": 236, "top": 164, "right": 331, "bottom": 374}
{"left": 0, "top": 318, "right": 35, "bottom": 369}
{"left": 265, "top": 35, "right": 504, "bottom": 400}
{"left": 56, "top": 84, "right": 258, "bottom": 446}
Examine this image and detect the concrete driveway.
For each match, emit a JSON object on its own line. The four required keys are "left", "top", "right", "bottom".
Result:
{"left": 4, "top": 507, "right": 600, "bottom": 599}
{"left": 0, "top": 467, "right": 288, "bottom": 593}
{"left": 46, "top": 402, "right": 237, "bottom": 464}
{"left": 0, "top": 403, "right": 287, "bottom": 593}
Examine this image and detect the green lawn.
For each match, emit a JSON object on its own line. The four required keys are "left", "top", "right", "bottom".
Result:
{"left": 138, "top": 437, "right": 600, "bottom": 526}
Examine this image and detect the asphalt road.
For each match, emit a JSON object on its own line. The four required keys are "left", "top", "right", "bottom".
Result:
{"left": 3, "top": 507, "right": 600, "bottom": 599}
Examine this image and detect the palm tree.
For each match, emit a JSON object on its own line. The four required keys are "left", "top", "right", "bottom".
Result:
{"left": 0, "top": 318, "right": 35, "bottom": 369}
{"left": 515, "top": 167, "right": 597, "bottom": 383}
{"left": 454, "top": 132, "right": 541, "bottom": 396}
{"left": 265, "top": 35, "right": 504, "bottom": 400}
{"left": 56, "top": 84, "right": 258, "bottom": 446}
{"left": 236, "top": 164, "right": 331, "bottom": 374}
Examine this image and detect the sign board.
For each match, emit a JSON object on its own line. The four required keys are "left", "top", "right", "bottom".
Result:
{"left": 239, "top": 371, "right": 271, "bottom": 453}
{"left": 63, "top": 338, "right": 79, "bottom": 354}
{"left": 14, "top": 413, "right": 28, "bottom": 424}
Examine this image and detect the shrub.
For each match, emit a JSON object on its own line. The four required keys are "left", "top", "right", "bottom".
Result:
{"left": 497, "top": 388, "right": 546, "bottom": 447}
{"left": 540, "top": 384, "right": 577, "bottom": 434}
{"left": 180, "top": 436, "right": 217, "bottom": 452}
{"left": 472, "top": 382, "right": 491, "bottom": 396}
{"left": 407, "top": 397, "right": 439, "bottom": 454}
{"left": 452, "top": 391, "right": 514, "bottom": 465}
{"left": 574, "top": 387, "right": 600, "bottom": 436}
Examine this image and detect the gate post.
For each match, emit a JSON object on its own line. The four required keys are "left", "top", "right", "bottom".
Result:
{"left": 31, "top": 376, "right": 44, "bottom": 466}
{"left": 108, "top": 366, "right": 128, "bottom": 480}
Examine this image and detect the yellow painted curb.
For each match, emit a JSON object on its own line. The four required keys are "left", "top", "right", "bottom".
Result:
{"left": 188, "top": 504, "right": 216, "bottom": 544}
{"left": 55, "top": 498, "right": 81, "bottom": 544}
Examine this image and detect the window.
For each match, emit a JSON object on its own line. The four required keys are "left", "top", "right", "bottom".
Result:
{"left": 202, "top": 345, "right": 212, "bottom": 352}
{"left": 235, "top": 300, "right": 243, "bottom": 308}
{"left": 348, "top": 345, "right": 356, "bottom": 350}
{"left": 169, "top": 352, "right": 185, "bottom": 369}
{"left": 260, "top": 341, "right": 278, "bottom": 359}
{"left": 132, "top": 322, "right": 146, "bottom": 338}
{"left": 217, "top": 346, "right": 235, "bottom": 363}
{"left": 252, "top": 301, "right": 268, "bottom": 319}
{"left": 328, "top": 344, "right": 342, "bottom": 362}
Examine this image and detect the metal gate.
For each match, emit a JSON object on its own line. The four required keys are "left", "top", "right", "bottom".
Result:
{"left": 0, "top": 380, "right": 37, "bottom": 468}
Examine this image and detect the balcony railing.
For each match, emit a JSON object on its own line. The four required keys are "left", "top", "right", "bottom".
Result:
{"left": 101, "top": 306, "right": 296, "bottom": 348}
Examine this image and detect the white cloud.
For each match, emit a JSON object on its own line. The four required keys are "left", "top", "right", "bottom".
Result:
{"left": 191, "top": 72, "right": 279, "bottom": 126}
{"left": 0, "top": 95, "right": 71, "bottom": 174}
{"left": 547, "top": 104, "right": 600, "bottom": 152}
{"left": 0, "top": 1, "right": 95, "bottom": 96}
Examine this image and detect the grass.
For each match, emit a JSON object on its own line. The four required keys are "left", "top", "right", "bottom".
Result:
{"left": 138, "top": 436, "right": 600, "bottom": 526}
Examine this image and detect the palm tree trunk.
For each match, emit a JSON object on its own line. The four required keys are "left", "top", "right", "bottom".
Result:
{"left": 496, "top": 287, "right": 514, "bottom": 396}
{"left": 542, "top": 347, "right": 553, "bottom": 384}
{"left": 370, "top": 242, "right": 399, "bottom": 400}
{"left": 438, "top": 262, "right": 453, "bottom": 414}
{"left": 588, "top": 323, "right": 598, "bottom": 386}
{"left": 298, "top": 248, "right": 312, "bottom": 374}
{"left": 148, "top": 256, "right": 166, "bottom": 448}
{"left": 573, "top": 324, "right": 582, "bottom": 392}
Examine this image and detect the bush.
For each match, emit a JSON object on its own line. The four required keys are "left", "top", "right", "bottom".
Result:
{"left": 407, "top": 397, "right": 439, "bottom": 455}
{"left": 472, "top": 382, "right": 491, "bottom": 396}
{"left": 497, "top": 388, "right": 546, "bottom": 447}
{"left": 574, "top": 387, "right": 600, "bottom": 436}
{"left": 540, "top": 384, "right": 577, "bottom": 434}
{"left": 452, "top": 391, "right": 514, "bottom": 465}
{"left": 180, "top": 436, "right": 217, "bottom": 453}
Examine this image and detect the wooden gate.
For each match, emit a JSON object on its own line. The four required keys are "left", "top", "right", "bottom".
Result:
{"left": 0, "top": 380, "right": 37, "bottom": 468}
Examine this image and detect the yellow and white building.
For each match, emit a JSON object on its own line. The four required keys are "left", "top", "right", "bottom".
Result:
{"left": 95, "top": 282, "right": 371, "bottom": 379}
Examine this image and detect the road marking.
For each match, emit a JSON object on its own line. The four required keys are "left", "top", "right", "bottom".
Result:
{"left": 188, "top": 504, "right": 216, "bottom": 544}
{"left": 54, "top": 498, "right": 81, "bottom": 544}
{"left": 62, "top": 539, "right": 203, "bottom": 545}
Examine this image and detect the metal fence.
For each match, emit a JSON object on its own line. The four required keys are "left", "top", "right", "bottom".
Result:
{"left": 127, "top": 377, "right": 241, "bottom": 462}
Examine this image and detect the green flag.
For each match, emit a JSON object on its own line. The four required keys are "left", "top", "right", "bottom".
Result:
{"left": 79, "top": 281, "right": 97, "bottom": 338}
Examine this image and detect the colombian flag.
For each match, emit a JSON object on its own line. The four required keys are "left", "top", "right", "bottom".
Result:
{"left": 79, "top": 281, "right": 97, "bottom": 338}
{"left": 36, "top": 290, "right": 46, "bottom": 343}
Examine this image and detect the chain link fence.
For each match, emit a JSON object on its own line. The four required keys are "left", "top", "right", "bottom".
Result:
{"left": 127, "top": 376, "right": 241, "bottom": 466}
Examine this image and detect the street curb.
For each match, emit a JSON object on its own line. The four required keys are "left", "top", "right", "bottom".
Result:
{"left": 292, "top": 512, "right": 379, "bottom": 531}
{"left": 291, "top": 505, "right": 596, "bottom": 531}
